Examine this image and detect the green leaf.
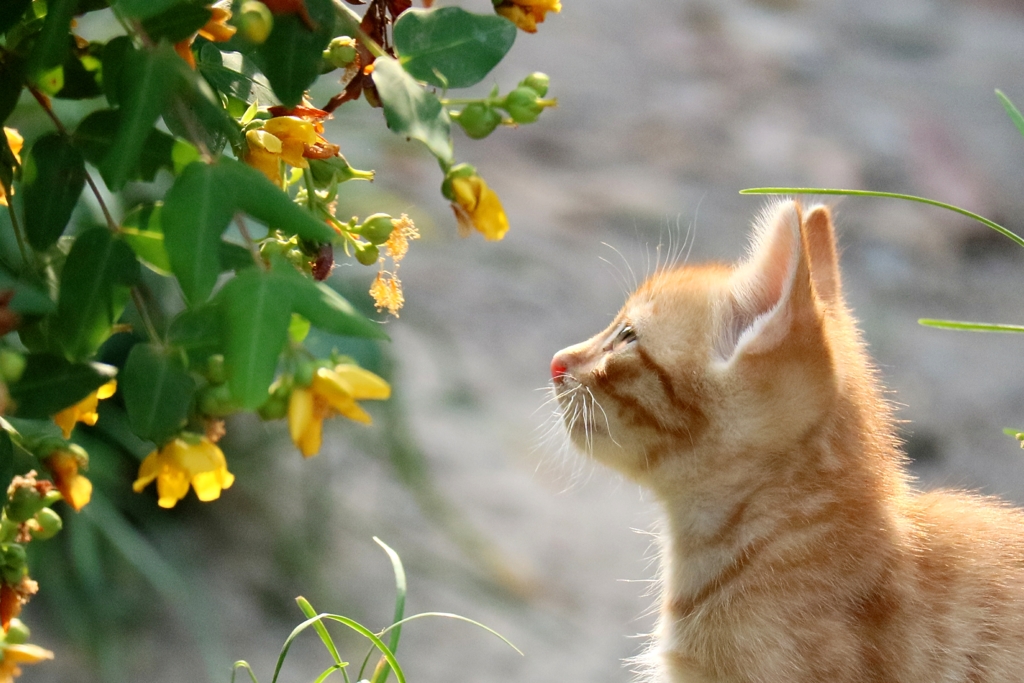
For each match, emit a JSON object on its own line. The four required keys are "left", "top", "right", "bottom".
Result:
{"left": 162, "top": 162, "right": 236, "bottom": 304}
{"left": 142, "top": 3, "right": 212, "bottom": 42}
{"left": 216, "top": 269, "right": 292, "bottom": 409}
{"left": 54, "top": 42, "right": 103, "bottom": 98}
{"left": 0, "top": 266, "right": 55, "bottom": 315}
{"left": 739, "top": 187, "right": 1024, "bottom": 249}
{"left": 0, "top": 56, "right": 26, "bottom": 125}
{"left": 120, "top": 343, "right": 195, "bottom": 444}
{"left": 372, "top": 56, "right": 453, "bottom": 164}
{"left": 0, "top": 0, "right": 32, "bottom": 35}
{"left": 113, "top": 0, "right": 186, "bottom": 20}
{"left": 0, "top": 430, "right": 13, "bottom": 506}
{"left": 996, "top": 90, "right": 1024, "bottom": 141}
{"left": 394, "top": 8, "right": 516, "bottom": 89}
{"left": 370, "top": 537, "right": 407, "bottom": 683}
{"left": 26, "top": 0, "right": 76, "bottom": 84}
{"left": 251, "top": 0, "right": 335, "bottom": 107}
{"left": 57, "top": 228, "right": 140, "bottom": 360}
{"left": 100, "top": 42, "right": 181, "bottom": 190}
{"left": 9, "top": 354, "right": 116, "bottom": 418}
{"left": 219, "top": 241, "right": 255, "bottom": 272}
{"left": 101, "top": 36, "right": 132, "bottom": 107}
{"left": 22, "top": 133, "right": 86, "bottom": 251}
{"left": 219, "top": 158, "right": 337, "bottom": 242}
{"left": 74, "top": 109, "right": 180, "bottom": 183}
{"left": 918, "top": 319, "right": 1024, "bottom": 333}
{"left": 164, "top": 63, "right": 240, "bottom": 154}
{"left": 121, "top": 203, "right": 172, "bottom": 274}
{"left": 168, "top": 306, "right": 222, "bottom": 367}
{"left": 283, "top": 270, "right": 388, "bottom": 340}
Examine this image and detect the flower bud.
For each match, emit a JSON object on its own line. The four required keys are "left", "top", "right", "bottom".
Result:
{"left": 0, "top": 350, "right": 25, "bottom": 384}
{"left": 236, "top": 1, "right": 274, "bottom": 44}
{"left": 294, "top": 360, "right": 317, "bottom": 389}
{"left": 29, "top": 508, "right": 62, "bottom": 541}
{"left": 456, "top": 103, "right": 502, "bottom": 139}
{"left": 199, "top": 383, "right": 238, "bottom": 417}
{"left": 440, "top": 163, "right": 477, "bottom": 202}
{"left": 1, "top": 544, "right": 27, "bottom": 584}
{"left": 323, "top": 36, "right": 358, "bottom": 70}
{"left": 357, "top": 214, "right": 395, "bottom": 245}
{"left": 5, "top": 618, "right": 30, "bottom": 645}
{"left": 521, "top": 72, "right": 550, "bottom": 97}
{"left": 206, "top": 355, "right": 227, "bottom": 386}
{"left": 354, "top": 242, "right": 380, "bottom": 266}
{"left": 5, "top": 487, "right": 44, "bottom": 525}
{"left": 504, "top": 86, "right": 543, "bottom": 124}
{"left": 257, "top": 393, "right": 288, "bottom": 420}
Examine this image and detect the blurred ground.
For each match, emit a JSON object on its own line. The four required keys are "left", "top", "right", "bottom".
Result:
{"left": 30, "top": 0, "right": 1024, "bottom": 681}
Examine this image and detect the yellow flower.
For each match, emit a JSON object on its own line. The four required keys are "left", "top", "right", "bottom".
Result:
{"left": 0, "top": 128, "right": 23, "bottom": 208}
{"left": 244, "top": 117, "right": 319, "bottom": 185}
{"left": 45, "top": 449, "right": 92, "bottom": 512}
{"left": 0, "top": 643, "right": 53, "bottom": 683}
{"left": 133, "top": 436, "right": 235, "bottom": 508}
{"left": 175, "top": 5, "right": 237, "bottom": 68}
{"left": 450, "top": 174, "right": 509, "bottom": 241}
{"left": 288, "top": 365, "right": 390, "bottom": 457}
{"left": 495, "top": 0, "right": 561, "bottom": 33}
{"left": 52, "top": 380, "right": 116, "bottom": 439}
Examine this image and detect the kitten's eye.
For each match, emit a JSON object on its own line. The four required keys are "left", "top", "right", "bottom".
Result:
{"left": 608, "top": 323, "right": 637, "bottom": 350}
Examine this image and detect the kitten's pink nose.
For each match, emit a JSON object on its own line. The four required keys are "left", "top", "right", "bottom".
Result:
{"left": 551, "top": 354, "right": 569, "bottom": 381}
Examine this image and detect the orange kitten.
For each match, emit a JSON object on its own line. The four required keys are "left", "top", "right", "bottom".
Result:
{"left": 551, "top": 200, "right": 1024, "bottom": 682}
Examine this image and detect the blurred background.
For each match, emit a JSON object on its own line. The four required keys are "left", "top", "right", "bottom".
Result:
{"left": 18, "top": 0, "right": 1024, "bottom": 680}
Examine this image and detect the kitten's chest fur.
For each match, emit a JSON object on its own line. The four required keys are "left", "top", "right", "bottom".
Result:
{"left": 551, "top": 201, "right": 1024, "bottom": 683}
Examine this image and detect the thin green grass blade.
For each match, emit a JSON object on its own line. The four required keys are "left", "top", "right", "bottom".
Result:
{"left": 739, "top": 188, "right": 1024, "bottom": 249}
{"left": 296, "top": 596, "right": 345, "bottom": 666}
{"left": 1002, "top": 427, "right": 1024, "bottom": 438}
{"left": 272, "top": 614, "right": 406, "bottom": 683}
{"left": 313, "top": 664, "right": 347, "bottom": 683}
{"left": 378, "top": 612, "right": 523, "bottom": 656}
{"left": 232, "top": 661, "right": 260, "bottom": 683}
{"left": 996, "top": 90, "right": 1024, "bottom": 140}
{"left": 370, "top": 537, "right": 407, "bottom": 683}
{"left": 918, "top": 319, "right": 1024, "bottom": 332}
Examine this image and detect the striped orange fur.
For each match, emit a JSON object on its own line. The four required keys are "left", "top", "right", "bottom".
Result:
{"left": 551, "top": 200, "right": 1024, "bottom": 682}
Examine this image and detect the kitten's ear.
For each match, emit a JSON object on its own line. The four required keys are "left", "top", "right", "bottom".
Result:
{"left": 802, "top": 204, "right": 843, "bottom": 306}
{"left": 721, "top": 200, "right": 817, "bottom": 360}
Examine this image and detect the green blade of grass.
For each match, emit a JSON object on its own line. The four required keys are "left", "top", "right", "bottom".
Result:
{"left": 313, "top": 664, "right": 347, "bottom": 683}
{"left": 378, "top": 611, "right": 523, "bottom": 656}
{"left": 231, "top": 661, "right": 260, "bottom": 683}
{"left": 918, "top": 319, "right": 1024, "bottom": 332}
{"left": 296, "top": 596, "right": 346, "bottom": 667}
{"left": 996, "top": 89, "right": 1024, "bottom": 140}
{"left": 1002, "top": 427, "right": 1024, "bottom": 437}
{"left": 272, "top": 614, "right": 405, "bottom": 683}
{"left": 739, "top": 187, "right": 1024, "bottom": 249}
{"left": 370, "top": 537, "right": 407, "bottom": 683}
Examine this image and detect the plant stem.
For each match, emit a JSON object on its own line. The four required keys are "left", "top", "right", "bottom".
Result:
{"left": 235, "top": 214, "right": 268, "bottom": 271}
{"left": 5, "top": 200, "right": 31, "bottom": 270}
{"left": 131, "top": 288, "right": 162, "bottom": 342}
{"left": 740, "top": 187, "right": 1024, "bottom": 249}
{"left": 333, "top": 1, "right": 386, "bottom": 58}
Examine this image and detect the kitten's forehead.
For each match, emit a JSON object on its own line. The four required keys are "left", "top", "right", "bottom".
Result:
{"left": 628, "top": 264, "right": 732, "bottom": 318}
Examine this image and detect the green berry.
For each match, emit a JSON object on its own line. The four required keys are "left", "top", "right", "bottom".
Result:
{"left": 323, "top": 36, "right": 358, "bottom": 69}
{"left": 0, "top": 350, "right": 26, "bottom": 384}
{"left": 456, "top": 103, "right": 502, "bottom": 139}
{"left": 358, "top": 214, "right": 395, "bottom": 245}
{"left": 504, "top": 86, "right": 543, "bottom": 124}
{"left": 236, "top": 1, "right": 274, "bottom": 44}
{"left": 30, "top": 508, "right": 62, "bottom": 541}
{"left": 355, "top": 242, "right": 380, "bottom": 266}
{"left": 521, "top": 72, "right": 550, "bottom": 97}
{"left": 5, "top": 619, "right": 30, "bottom": 645}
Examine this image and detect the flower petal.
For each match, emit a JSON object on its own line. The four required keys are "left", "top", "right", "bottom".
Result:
{"left": 330, "top": 365, "right": 391, "bottom": 400}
